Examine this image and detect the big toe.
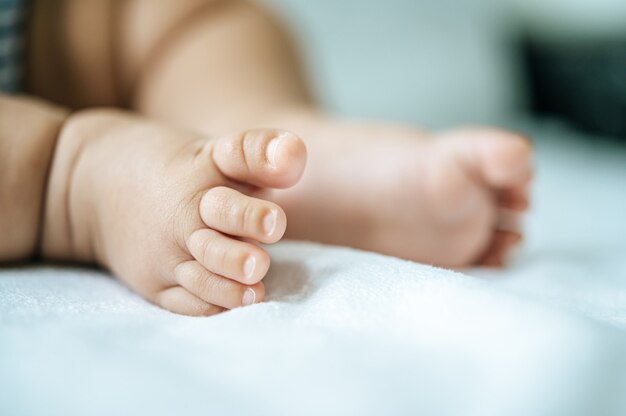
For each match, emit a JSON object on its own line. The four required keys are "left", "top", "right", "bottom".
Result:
{"left": 441, "top": 127, "right": 533, "bottom": 189}
{"left": 212, "top": 128, "right": 307, "bottom": 189}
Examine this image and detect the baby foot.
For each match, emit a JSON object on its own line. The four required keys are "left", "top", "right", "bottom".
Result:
{"left": 272, "top": 121, "right": 532, "bottom": 268}
{"left": 422, "top": 127, "right": 532, "bottom": 267}
{"left": 42, "top": 110, "right": 306, "bottom": 316}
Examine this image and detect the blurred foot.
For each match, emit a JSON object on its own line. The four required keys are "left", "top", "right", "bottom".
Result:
{"left": 273, "top": 122, "right": 532, "bottom": 267}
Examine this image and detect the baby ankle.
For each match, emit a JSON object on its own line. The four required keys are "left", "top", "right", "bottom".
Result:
{"left": 40, "top": 111, "right": 99, "bottom": 263}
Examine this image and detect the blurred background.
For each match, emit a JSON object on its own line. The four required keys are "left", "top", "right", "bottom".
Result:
{"left": 261, "top": 0, "right": 626, "bottom": 138}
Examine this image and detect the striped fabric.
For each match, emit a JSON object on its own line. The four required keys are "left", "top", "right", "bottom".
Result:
{"left": 0, "top": 0, "right": 28, "bottom": 93}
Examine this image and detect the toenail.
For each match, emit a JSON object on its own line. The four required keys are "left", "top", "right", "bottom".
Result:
{"left": 242, "top": 288, "right": 256, "bottom": 306}
{"left": 243, "top": 255, "right": 256, "bottom": 279}
{"left": 263, "top": 210, "right": 277, "bottom": 235}
{"left": 266, "top": 132, "right": 288, "bottom": 169}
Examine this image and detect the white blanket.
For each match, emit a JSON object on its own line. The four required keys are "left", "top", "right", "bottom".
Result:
{"left": 2, "top": 124, "right": 626, "bottom": 416}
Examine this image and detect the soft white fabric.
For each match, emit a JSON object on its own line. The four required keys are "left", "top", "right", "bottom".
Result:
{"left": 1, "top": 125, "right": 626, "bottom": 416}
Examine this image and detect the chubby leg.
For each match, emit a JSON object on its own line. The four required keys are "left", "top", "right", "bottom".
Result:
{"left": 42, "top": 109, "right": 306, "bottom": 315}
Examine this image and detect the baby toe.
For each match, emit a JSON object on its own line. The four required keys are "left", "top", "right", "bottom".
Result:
{"left": 476, "top": 230, "right": 522, "bottom": 267}
{"left": 481, "top": 132, "right": 534, "bottom": 188}
{"left": 440, "top": 127, "right": 533, "bottom": 189}
{"left": 200, "top": 186, "right": 286, "bottom": 244}
{"left": 497, "top": 186, "right": 530, "bottom": 211}
{"left": 186, "top": 228, "right": 269, "bottom": 284}
{"left": 175, "top": 260, "right": 264, "bottom": 309}
{"left": 212, "top": 129, "right": 307, "bottom": 189}
{"left": 155, "top": 286, "right": 224, "bottom": 317}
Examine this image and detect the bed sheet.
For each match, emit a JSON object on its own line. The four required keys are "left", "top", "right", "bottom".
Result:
{"left": 1, "top": 124, "right": 625, "bottom": 416}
